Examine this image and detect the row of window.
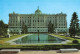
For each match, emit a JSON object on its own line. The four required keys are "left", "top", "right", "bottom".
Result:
{"left": 10, "top": 16, "right": 65, "bottom": 18}
{"left": 59, "top": 20, "right": 66, "bottom": 23}
{"left": 20, "top": 20, "right": 44, "bottom": 23}
{"left": 57, "top": 30, "right": 66, "bottom": 32}
{"left": 11, "top": 30, "right": 47, "bottom": 32}
{"left": 33, "top": 20, "right": 44, "bottom": 22}
{"left": 29, "top": 30, "right": 47, "bottom": 32}
{"left": 10, "top": 21, "right": 66, "bottom": 25}
{"left": 58, "top": 24, "right": 66, "bottom": 26}
{"left": 29, "top": 27, "right": 48, "bottom": 28}
{"left": 11, "top": 29, "right": 66, "bottom": 32}
{"left": 57, "top": 27, "right": 66, "bottom": 28}
{"left": 10, "top": 16, "right": 66, "bottom": 21}
{"left": 9, "top": 22, "right": 66, "bottom": 27}
{"left": 9, "top": 27, "right": 66, "bottom": 29}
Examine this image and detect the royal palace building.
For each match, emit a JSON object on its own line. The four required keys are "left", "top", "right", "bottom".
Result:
{"left": 8, "top": 7, "right": 67, "bottom": 33}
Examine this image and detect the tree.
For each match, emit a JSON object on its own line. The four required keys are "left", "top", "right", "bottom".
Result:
{"left": 0, "top": 20, "right": 8, "bottom": 37}
{"left": 48, "top": 21, "right": 52, "bottom": 33}
{"left": 69, "top": 12, "right": 79, "bottom": 38}
{"left": 22, "top": 22, "right": 28, "bottom": 34}
{"left": 48, "top": 21, "right": 55, "bottom": 33}
{"left": 24, "top": 25, "right": 28, "bottom": 33}
{"left": 51, "top": 24, "right": 55, "bottom": 33}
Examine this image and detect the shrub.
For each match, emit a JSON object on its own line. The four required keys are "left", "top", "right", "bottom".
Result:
{"left": 72, "top": 40, "right": 79, "bottom": 44}
{"left": 77, "top": 33, "right": 80, "bottom": 36}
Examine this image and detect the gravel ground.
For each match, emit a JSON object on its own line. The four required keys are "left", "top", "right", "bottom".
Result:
{"left": 18, "top": 50, "right": 80, "bottom": 54}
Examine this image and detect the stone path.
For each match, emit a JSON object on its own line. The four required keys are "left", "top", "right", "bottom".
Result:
{"left": 18, "top": 50, "right": 80, "bottom": 54}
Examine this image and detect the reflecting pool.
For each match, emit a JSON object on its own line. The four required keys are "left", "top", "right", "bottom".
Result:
{"left": 14, "top": 34, "right": 65, "bottom": 44}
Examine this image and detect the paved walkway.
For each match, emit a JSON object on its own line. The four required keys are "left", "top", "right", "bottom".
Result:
{"left": 18, "top": 50, "right": 80, "bottom": 54}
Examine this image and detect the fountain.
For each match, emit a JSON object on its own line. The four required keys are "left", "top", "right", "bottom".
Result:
{"left": 7, "top": 29, "right": 10, "bottom": 38}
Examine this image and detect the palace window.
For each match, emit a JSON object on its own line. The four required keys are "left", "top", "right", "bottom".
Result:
{"left": 59, "top": 24, "right": 60, "bottom": 26}
{"left": 20, "top": 21, "right": 21, "bottom": 23}
{"left": 20, "top": 17, "right": 21, "bottom": 18}
{"left": 25, "top": 21, "right": 26, "bottom": 23}
{"left": 20, "top": 24, "right": 21, "bottom": 26}
{"left": 38, "top": 20, "right": 39, "bottom": 22}
{"left": 43, "top": 20, "right": 44, "bottom": 22}
{"left": 33, "top": 24, "right": 34, "bottom": 26}
{"left": 28, "top": 21, "right": 29, "bottom": 23}
{"left": 64, "top": 24, "right": 65, "bottom": 26}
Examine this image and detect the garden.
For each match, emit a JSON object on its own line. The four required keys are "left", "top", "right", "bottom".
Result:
{"left": 0, "top": 33, "right": 80, "bottom": 50}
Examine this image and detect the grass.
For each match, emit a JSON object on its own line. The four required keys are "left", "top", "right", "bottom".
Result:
{"left": 0, "top": 34, "right": 27, "bottom": 45}
{"left": 51, "top": 34, "right": 80, "bottom": 44}
{"left": 0, "top": 34, "right": 27, "bottom": 42}
{"left": 51, "top": 34, "right": 75, "bottom": 40}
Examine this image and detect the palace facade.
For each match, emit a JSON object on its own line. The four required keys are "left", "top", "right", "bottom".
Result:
{"left": 8, "top": 8, "right": 67, "bottom": 33}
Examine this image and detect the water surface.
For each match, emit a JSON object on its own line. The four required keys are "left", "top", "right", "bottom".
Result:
{"left": 14, "top": 34, "right": 65, "bottom": 44}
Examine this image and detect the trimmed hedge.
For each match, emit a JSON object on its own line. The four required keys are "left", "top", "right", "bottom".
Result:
{"left": 0, "top": 44, "right": 80, "bottom": 50}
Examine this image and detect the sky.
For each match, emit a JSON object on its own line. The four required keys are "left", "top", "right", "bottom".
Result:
{"left": 0, "top": 0, "right": 80, "bottom": 28}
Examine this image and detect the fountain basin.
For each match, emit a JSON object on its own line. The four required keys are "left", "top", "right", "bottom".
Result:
{"left": 12, "top": 34, "right": 67, "bottom": 44}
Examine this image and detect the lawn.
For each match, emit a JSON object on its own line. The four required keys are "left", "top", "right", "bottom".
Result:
{"left": 51, "top": 34, "right": 80, "bottom": 43}
{"left": 0, "top": 34, "right": 27, "bottom": 44}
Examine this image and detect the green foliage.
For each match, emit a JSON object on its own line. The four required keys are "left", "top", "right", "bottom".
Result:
{"left": 1, "top": 44, "right": 80, "bottom": 50}
{"left": 69, "top": 12, "right": 79, "bottom": 37}
{"left": 76, "top": 33, "right": 80, "bottom": 36}
{"left": 22, "top": 22, "right": 28, "bottom": 34}
{"left": 72, "top": 40, "right": 79, "bottom": 44}
{"left": 48, "top": 21, "right": 55, "bottom": 33}
{"left": 0, "top": 20, "right": 8, "bottom": 36}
